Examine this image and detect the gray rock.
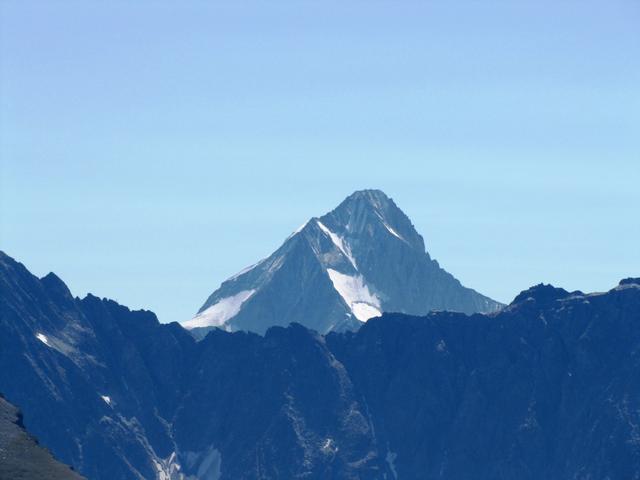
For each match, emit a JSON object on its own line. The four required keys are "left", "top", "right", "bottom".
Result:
{"left": 185, "top": 190, "right": 502, "bottom": 336}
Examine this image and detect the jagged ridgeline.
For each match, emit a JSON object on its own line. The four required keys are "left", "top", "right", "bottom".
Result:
{"left": 1, "top": 251, "right": 640, "bottom": 479}
{"left": 183, "top": 190, "right": 502, "bottom": 337}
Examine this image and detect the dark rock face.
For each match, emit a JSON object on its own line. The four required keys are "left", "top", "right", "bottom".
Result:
{"left": 2, "top": 250, "right": 640, "bottom": 479}
{"left": 185, "top": 190, "right": 502, "bottom": 336}
{"left": 0, "top": 394, "right": 84, "bottom": 480}
{"left": 328, "top": 281, "right": 640, "bottom": 479}
{"left": 510, "top": 283, "right": 576, "bottom": 305}
{"left": 0, "top": 252, "right": 194, "bottom": 479}
{"left": 0, "top": 251, "right": 384, "bottom": 479}
{"left": 175, "top": 325, "right": 381, "bottom": 480}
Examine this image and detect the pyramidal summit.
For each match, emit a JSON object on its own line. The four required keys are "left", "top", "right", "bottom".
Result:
{"left": 182, "top": 189, "right": 503, "bottom": 336}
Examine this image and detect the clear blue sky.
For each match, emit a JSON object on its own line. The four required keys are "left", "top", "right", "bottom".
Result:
{"left": 1, "top": 1, "right": 638, "bottom": 323}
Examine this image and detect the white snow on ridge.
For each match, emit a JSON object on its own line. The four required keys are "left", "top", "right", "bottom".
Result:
{"left": 294, "top": 220, "right": 310, "bottom": 234}
{"left": 384, "top": 223, "right": 404, "bottom": 241}
{"left": 316, "top": 220, "right": 357, "bottom": 269}
{"left": 326, "top": 269, "right": 381, "bottom": 322}
{"left": 183, "top": 290, "right": 256, "bottom": 329}
{"left": 352, "top": 302, "right": 381, "bottom": 322}
{"left": 285, "top": 220, "right": 310, "bottom": 241}
{"left": 153, "top": 451, "right": 185, "bottom": 480}
{"left": 35, "top": 332, "right": 79, "bottom": 357}
{"left": 374, "top": 211, "right": 405, "bottom": 241}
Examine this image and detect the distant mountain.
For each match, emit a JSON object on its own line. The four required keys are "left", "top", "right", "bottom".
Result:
{"left": 184, "top": 190, "right": 502, "bottom": 336}
{"left": 0, "top": 394, "right": 84, "bottom": 480}
{"left": 2, "top": 251, "right": 640, "bottom": 479}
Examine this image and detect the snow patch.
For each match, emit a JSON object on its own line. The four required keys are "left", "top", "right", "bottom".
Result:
{"left": 294, "top": 220, "right": 309, "bottom": 234}
{"left": 384, "top": 223, "right": 404, "bottom": 241}
{"left": 316, "top": 220, "right": 357, "bottom": 269}
{"left": 100, "top": 395, "right": 112, "bottom": 406}
{"left": 154, "top": 460, "right": 166, "bottom": 480}
{"left": 321, "top": 438, "right": 338, "bottom": 454}
{"left": 285, "top": 220, "right": 310, "bottom": 241}
{"left": 352, "top": 302, "right": 382, "bottom": 322}
{"left": 153, "top": 451, "right": 186, "bottom": 480}
{"left": 326, "top": 269, "right": 381, "bottom": 322}
{"left": 35, "top": 333, "right": 50, "bottom": 346}
{"left": 183, "top": 290, "right": 256, "bottom": 329}
{"left": 373, "top": 211, "right": 405, "bottom": 241}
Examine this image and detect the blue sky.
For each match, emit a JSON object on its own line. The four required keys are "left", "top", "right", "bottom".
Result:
{"left": 1, "top": 1, "right": 639, "bottom": 323}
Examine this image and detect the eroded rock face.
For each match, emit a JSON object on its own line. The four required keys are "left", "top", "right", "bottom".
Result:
{"left": 0, "top": 252, "right": 194, "bottom": 480}
{"left": 328, "top": 281, "right": 640, "bottom": 479}
{"left": 185, "top": 189, "right": 502, "bottom": 336}
{"left": 0, "top": 251, "right": 383, "bottom": 480}
{"left": 2, "top": 250, "right": 640, "bottom": 479}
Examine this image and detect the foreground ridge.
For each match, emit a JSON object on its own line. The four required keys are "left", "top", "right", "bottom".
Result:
{"left": 0, "top": 393, "right": 84, "bottom": 480}
{"left": 1, "top": 251, "right": 639, "bottom": 479}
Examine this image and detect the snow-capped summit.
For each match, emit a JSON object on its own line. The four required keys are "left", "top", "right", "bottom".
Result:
{"left": 183, "top": 189, "right": 503, "bottom": 336}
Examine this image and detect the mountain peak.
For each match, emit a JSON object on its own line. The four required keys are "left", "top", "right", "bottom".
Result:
{"left": 41, "top": 272, "right": 73, "bottom": 300}
{"left": 342, "top": 189, "right": 392, "bottom": 207}
{"left": 619, "top": 277, "right": 640, "bottom": 287}
{"left": 322, "top": 189, "right": 425, "bottom": 253}
{"left": 511, "top": 284, "right": 573, "bottom": 306}
{"left": 332, "top": 189, "right": 398, "bottom": 219}
{"left": 185, "top": 190, "right": 503, "bottom": 335}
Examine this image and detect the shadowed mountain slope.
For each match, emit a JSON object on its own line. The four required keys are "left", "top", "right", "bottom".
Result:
{"left": 1, "top": 251, "right": 639, "bottom": 479}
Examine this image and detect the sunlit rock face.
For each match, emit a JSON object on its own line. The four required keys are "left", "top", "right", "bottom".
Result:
{"left": 185, "top": 189, "right": 502, "bottom": 337}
